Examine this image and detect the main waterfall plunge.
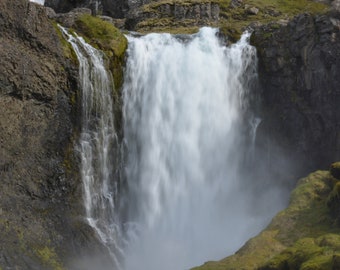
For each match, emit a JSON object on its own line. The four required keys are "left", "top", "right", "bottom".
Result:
{"left": 123, "top": 28, "right": 261, "bottom": 270}
{"left": 65, "top": 27, "right": 288, "bottom": 270}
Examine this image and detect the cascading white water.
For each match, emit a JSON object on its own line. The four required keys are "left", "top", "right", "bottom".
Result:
{"left": 122, "top": 27, "right": 274, "bottom": 270}
{"left": 59, "top": 26, "right": 124, "bottom": 269}
{"left": 58, "top": 24, "right": 287, "bottom": 270}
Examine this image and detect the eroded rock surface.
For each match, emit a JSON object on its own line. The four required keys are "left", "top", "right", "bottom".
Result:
{"left": 0, "top": 0, "right": 111, "bottom": 268}
{"left": 252, "top": 13, "right": 340, "bottom": 177}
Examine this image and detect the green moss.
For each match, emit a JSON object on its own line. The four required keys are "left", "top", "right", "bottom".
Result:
{"left": 218, "top": 0, "right": 327, "bottom": 38}
{"left": 73, "top": 14, "right": 127, "bottom": 92}
{"left": 263, "top": 234, "right": 340, "bottom": 270}
{"left": 36, "top": 246, "right": 64, "bottom": 270}
{"left": 301, "top": 255, "right": 333, "bottom": 270}
{"left": 263, "top": 238, "right": 324, "bottom": 269}
{"left": 74, "top": 14, "right": 127, "bottom": 58}
{"left": 317, "top": 234, "right": 340, "bottom": 250}
{"left": 328, "top": 181, "right": 340, "bottom": 202}
{"left": 51, "top": 21, "right": 78, "bottom": 64}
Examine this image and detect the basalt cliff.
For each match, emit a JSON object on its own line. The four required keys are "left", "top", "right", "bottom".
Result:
{"left": 0, "top": 0, "right": 340, "bottom": 269}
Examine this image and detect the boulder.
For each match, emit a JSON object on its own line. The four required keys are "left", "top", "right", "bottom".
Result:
{"left": 229, "top": 0, "right": 243, "bottom": 9}
{"left": 247, "top": 6, "right": 259, "bottom": 15}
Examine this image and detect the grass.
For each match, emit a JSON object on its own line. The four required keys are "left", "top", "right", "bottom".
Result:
{"left": 73, "top": 14, "right": 128, "bottom": 91}
{"left": 36, "top": 246, "right": 65, "bottom": 270}
{"left": 74, "top": 14, "right": 127, "bottom": 58}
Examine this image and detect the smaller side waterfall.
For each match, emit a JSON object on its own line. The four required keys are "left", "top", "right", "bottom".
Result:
{"left": 59, "top": 26, "right": 123, "bottom": 269}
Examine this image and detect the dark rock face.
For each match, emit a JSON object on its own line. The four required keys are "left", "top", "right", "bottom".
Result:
{"left": 44, "top": 0, "right": 129, "bottom": 18}
{"left": 331, "top": 162, "right": 340, "bottom": 179}
{"left": 0, "top": 0, "right": 110, "bottom": 268}
{"left": 252, "top": 13, "right": 340, "bottom": 178}
{"left": 125, "top": 1, "right": 219, "bottom": 31}
{"left": 45, "top": 0, "right": 219, "bottom": 31}
{"left": 44, "top": 0, "right": 99, "bottom": 14}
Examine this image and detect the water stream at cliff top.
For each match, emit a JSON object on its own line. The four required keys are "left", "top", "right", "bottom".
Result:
{"left": 122, "top": 28, "right": 275, "bottom": 270}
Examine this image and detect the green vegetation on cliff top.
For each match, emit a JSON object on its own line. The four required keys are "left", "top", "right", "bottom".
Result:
{"left": 74, "top": 14, "right": 127, "bottom": 58}
{"left": 136, "top": 0, "right": 328, "bottom": 36}
{"left": 75, "top": 14, "right": 127, "bottom": 91}
{"left": 193, "top": 169, "right": 340, "bottom": 270}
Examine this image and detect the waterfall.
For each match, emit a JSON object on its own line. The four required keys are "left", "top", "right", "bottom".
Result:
{"left": 60, "top": 24, "right": 286, "bottom": 270}
{"left": 122, "top": 28, "right": 270, "bottom": 270}
{"left": 59, "top": 26, "right": 124, "bottom": 269}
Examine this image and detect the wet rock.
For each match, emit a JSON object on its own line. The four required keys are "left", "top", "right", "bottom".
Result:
{"left": 331, "top": 162, "right": 340, "bottom": 179}
{"left": 332, "top": 0, "right": 340, "bottom": 11}
{"left": 252, "top": 13, "right": 340, "bottom": 177}
{"left": 45, "top": 6, "right": 57, "bottom": 18}
{"left": 229, "top": 0, "right": 243, "bottom": 9}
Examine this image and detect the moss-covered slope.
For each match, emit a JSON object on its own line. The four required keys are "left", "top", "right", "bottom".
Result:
{"left": 193, "top": 162, "right": 340, "bottom": 270}
{"left": 73, "top": 14, "right": 127, "bottom": 90}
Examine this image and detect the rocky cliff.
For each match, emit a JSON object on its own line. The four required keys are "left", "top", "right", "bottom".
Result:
{"left": 252, "top": 12, "right": 340, "bottom": 178}
{"left": 44, "top": 0, "right": 329, "bottom": 34}
{"left": 1, "top": 0, "right": 340, "bottom": 269}
{"left": 0, "top": 0, "right": 124, "bottom": 269}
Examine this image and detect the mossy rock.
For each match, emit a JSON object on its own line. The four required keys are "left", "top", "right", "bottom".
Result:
{"left": 330, "top": 162, "right": 340, "bottom": 180}
{"left": 74, "top": 14, "right": 127, "bottom": 58}
{"left": 71, "top": 14, "right": 127, "bottom": 132}
{"left": 73, "top": 14, "right": 127, "bottom": 92}
{"left": 260, "top": 237, "right": 333, "bottom": 270}
{"left": 51, "top": 21, "right": 79, "bottom": 64}
{"left": 35, "top": 246, "right": 65, "bottom": 270}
